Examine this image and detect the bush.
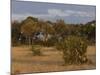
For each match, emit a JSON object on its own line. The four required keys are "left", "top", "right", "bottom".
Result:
{"left": 31, "top": 45, "right": 42, "bottom": 56}
{"left": 45, "top": 36, "right": 58, "bottom": 47}
{"left": 56, "top": 36, "right": 88, "bottom": 65}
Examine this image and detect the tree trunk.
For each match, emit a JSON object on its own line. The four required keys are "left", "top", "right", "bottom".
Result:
{"left": 28, "top": 36, "right": 31, "bottom": 46}
{"left": 44, "top": 33, "right": 48, "bottom": 46}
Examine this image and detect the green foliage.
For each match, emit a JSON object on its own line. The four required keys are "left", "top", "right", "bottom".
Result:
{"left": 53, "top": 19, "right": 67, "bottom": 35}
{"left": 56, "top": 36, "right": 88, "bottom": 64}
{"left": 80, "top": 20, "right": 96, "bottom": 44}
{"left": 31, "top": 45, "right": 42, "bottom": 56}
{"left": 21, "top": 17, "right": 38, "bottom": 36}
{"left": 11, "top": 21, "right": 21, "bottom": 46}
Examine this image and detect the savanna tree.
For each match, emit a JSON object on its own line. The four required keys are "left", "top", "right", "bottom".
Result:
{"left": 20, "top": 16, "right": 38, "bottom": 45}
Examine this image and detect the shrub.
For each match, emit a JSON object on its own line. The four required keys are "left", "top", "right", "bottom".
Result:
{"left": 31, "top": 45, "right": 42, "bottom": 56}
{"left": 56, "top": 36, "right": 88, "bottom": 65}
{"left": 45, "top": 36, "right": 58, "bottom": 47}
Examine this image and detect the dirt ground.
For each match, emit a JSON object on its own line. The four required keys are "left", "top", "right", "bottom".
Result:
{"left": 11, "top": 45, "right": 96, "bottom": 74}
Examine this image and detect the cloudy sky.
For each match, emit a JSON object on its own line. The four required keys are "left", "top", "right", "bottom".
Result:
{"left": 12, "top": 0, "right": 96, "bottom": 24}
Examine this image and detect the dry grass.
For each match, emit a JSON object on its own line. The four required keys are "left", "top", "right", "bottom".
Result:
{"left": 11, "top": 45, "right": 96, "bottom": 74}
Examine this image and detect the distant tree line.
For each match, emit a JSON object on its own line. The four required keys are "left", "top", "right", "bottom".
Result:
{"left": 11, "top": 16, "right": 96, "bottom": 46}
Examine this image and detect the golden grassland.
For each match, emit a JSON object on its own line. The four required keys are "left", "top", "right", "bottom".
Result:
{"left": 11, "top": 46, "right": 96, "bottom": 74}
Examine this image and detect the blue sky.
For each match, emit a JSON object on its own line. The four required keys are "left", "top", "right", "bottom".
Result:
{"left": 12, "top": 0, "right": 96, "bottom": 24}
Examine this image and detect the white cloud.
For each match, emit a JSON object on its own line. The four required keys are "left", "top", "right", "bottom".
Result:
{"left": 65, "top": 10, "right": 95, "bottom": 17}
{"left": 12, "top": 8, "right": 95, "bottom": 22}
{"left": 48, "top": 9, "right": 95, "bottom": 18}
{"left": 48, "top": 9, "right": 69, "bottom": 16}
